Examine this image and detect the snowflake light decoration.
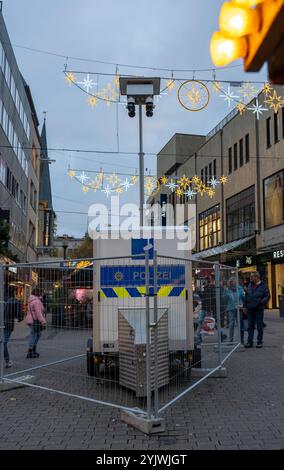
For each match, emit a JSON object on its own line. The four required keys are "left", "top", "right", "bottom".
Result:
{"left": 185, "top": 188, "right": 197, "bottom": 200}
{"left": 78, "top": 74, "right": 97, "bottom": 93}
{"left": 219, "top": 85, "right": 239, "bottom": 107}
{"left": 209, "top": 177, "right": 220, "bottom": 189}
{"left": 178, "top": 80, "right": 210, "bottom": 112}
{"left": 248, "top": 98, "right": 268, "bottom": 120}
{"left": 265, "top": 90, "right": 284, "bottom": 113}
{"left": 121, "top": 178, "right": 131, "bottom": 191}
{"left": 78, "top": 172, "right": 90, "bottom": 185}
{"left": 102, "top": 185, "right": 112, "bottom": 197}
{"left": 108, "top": 173, "right": 120, "bottom": 186}
{"left": 166, "top": 179, "right": 178, "bottom": 192}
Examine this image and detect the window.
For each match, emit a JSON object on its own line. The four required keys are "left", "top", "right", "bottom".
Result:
{"left": 226, "top": 186, "right": 255, "bottom": 242}
{"left": 4, "top": 58, "right": 11, "bottom": 88}
{"left": 245, "top": 134, "right": 250, "bottom": 163}
{"left": 205, "top": 166, "right": 208, "bottom": 186}
{"left": 239, "top": 138, "right": 244, "bottom": 167}
{"left": 0, "top": 158, "right": 6, "bottom": 184}
{"left": 213, "top": 159, "right": 216, "bottom": 178}
{"left": 266, "top": 117, "right": 271, "bottom": 148}
{"left": 209, "top": 163, "right": 212, "bottom": 181}
{"left": 228, "top": 147, "right": 232, "bottom": 174}
{"left": 234, "top": 143, "right": 238, "bottom": 171}
{"left": 8, "top": 120, "right": 14, "bottom": 145}
{"left": 199, "top": 205, "right": 221, "bottom": 251}
{"left": 264, "top": 170, "right": 284, "bottom": 229}
{"left": 6, "top": 167, "right": 12, "bottom": 191}
{"left": 201, "top": 169, "right": 204, "bottom": 182}
{"left": 2, "top": 107, "right": 8, "bottom": 135}
{"left": 274, "top": 112, "right": 279, "bottom": 143}
{"left": 32, "top": 146, "right": 38, "bottom": 172}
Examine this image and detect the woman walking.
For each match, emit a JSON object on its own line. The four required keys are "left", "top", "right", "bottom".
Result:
{"left": 26, "top": 288, "right": 46, "bottom": 358}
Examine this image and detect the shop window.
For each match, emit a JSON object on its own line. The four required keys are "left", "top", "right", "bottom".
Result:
{"left": 213, "top": 159, "right": 217, "bottom": 178}
{"left": 226, "top": 186, "right": 255, "bottom": 242}
{"left": 264, "top": 170, "right": 284, "bottom": 229}
{"left": 199, "top": 205, "right": 221, "bottom": 251}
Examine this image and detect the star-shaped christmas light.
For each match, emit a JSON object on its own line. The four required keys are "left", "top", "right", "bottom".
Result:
{"left": 192, "top": 175, "right": 200, "bottom": 185}
{"left": 116, "top": 186, "right": 123, "bottom": 194}
{"left": 220, "top": 85, "right": 239, "bottom": 107}
{"left": 145, "top": 179, "right": 156, "bottom": 194}
{"left": 113, "top": 75, "right": 120, "bottom": 88}
{"left": 166, "top": 179, "right": 178, "bottom": 192}
{"left": 65, "top": 72, "right": 76, "bottom": 85}
{"left": 220, "top": 175, "right": 228, "bottom": 185}
{"left": 187, "top": 84, "right": 202, "bottom": 105}
{"left": 265, "top": 90, "right": 284, "bottom": 113}
{"left": 108, "top": 173, "right": 119, "bottom": 186}
{"left": 240, "top": 81, "right": 257, "bottom": 100}
{"left": 88, "top": 96, "right": 98, "bottom": 107}
{"left": 178, "top": 175, "right": 191, "bottom": 189}
{"left": 176, "top": 188, "right": 184, "bottom": 198}
{"left": 212, "top": 81, "right": 221, "bottom": 94}
{"left": 207, "top": 188, "right": 216, "bottom": 199}
{"left": 68, "top": 170, "right": 76, "bottom": 178}
{"left": 196, "top": 182, "right": 207, "bottom": 196}
{"left": 166, "top": 80, "right": 175, "bottom": 91}
{"left": 262, "top": 82, "right": 273, "bottom": 96}
{"left": 82, "top": 185, "right": 89, "bottom": 193}
{"left": 160, "top": 175, "right": 168, "bottom": 185}
{"left": 131, "top": 175, "right": 138, "bottom": 184}
{"left": 248, "top": 98, "right": 268, "bottom": 120}
{"left": 209, "top": 177, "right": 220, "bottom": 189}
{"left": 78, "top": 74, "right": 97, "bottom": 93}
{"left": 236, "top": 103, "right": 246, "bottom": 115}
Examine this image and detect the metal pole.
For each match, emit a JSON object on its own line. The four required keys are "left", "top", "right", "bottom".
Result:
{"left": 0, "top": 264, "right": 5, "bottom": 383}
{"left": 145, "top": 247, "right": 151, "bottom": 419}
{"left": 235, "top": 268, "right": 241, "bottom": 345}
{"left": 214, "top": 263, "right": 222, "bottom": 366}
{"left": 138, "top": 105, "right": 144, "bottom": 228}
{"left": 153, "top": 250, "right": 159, "bottom": 418}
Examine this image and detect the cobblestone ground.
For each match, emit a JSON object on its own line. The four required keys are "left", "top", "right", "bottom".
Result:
{"left": 0, "top": 312, "right": 283, "bottom": 450}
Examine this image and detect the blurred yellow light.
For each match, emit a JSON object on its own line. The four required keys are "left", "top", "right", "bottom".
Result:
{"left": 210, "top": 32, "right": 247, "bottom": 66}
{"left": 220, "top": 2, "right": 260, "bottom": 38}
{"left": 233, "top": 0, "right": 265, "bottom": 6}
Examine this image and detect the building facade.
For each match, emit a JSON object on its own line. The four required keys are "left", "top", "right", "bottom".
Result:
{"left": 151, "top": 87, "right": 284, "bottom": 309}
{"left": 0, "top": 9, "right": 41, "bottom": 262}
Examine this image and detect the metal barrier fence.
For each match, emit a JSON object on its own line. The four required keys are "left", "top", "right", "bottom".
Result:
{"left": 0, "top": 254, "right": 241, "bottom": 429}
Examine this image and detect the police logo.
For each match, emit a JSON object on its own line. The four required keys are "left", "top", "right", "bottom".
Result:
{"left": 114, "top": 271, "right": 123, "bottom": 282}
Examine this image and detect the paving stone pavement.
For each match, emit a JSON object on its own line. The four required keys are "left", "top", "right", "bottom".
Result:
{"left": 0, "top": 312, "right": 284, "bottom": 450}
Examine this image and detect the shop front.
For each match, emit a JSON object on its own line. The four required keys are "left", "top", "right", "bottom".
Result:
{"left": 257, "top": 248, "right": 284, "bottom": 309}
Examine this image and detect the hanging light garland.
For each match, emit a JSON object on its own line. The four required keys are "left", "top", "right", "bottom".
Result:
{"left": 64, "top": 69, "right": 284, "bottom": 120}
{"left": 68, "top": 168, "right": 228, "bottom": 200}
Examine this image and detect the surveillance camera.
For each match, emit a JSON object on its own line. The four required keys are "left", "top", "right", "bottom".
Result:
{"left": 145, "top": 96, "right": 155, "bottom": 118}
{"left": 126, "top": 96, "right": 136, "bottom": 118}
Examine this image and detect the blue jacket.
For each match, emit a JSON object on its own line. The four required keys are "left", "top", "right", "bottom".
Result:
{"left": 226, "top": 286, "right": 245, "bottom": 311}
{"left": 244, "top": 282, "right": 270, "bottom": 311}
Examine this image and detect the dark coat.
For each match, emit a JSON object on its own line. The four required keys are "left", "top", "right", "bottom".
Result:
{"left": 244, "top": 282, "right": 270, "bottom": 312}
{"left": 4, "top": 297, "right": 24, "bottom": 333}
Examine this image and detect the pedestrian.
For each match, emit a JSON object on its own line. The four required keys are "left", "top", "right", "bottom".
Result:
{"left": 3, "top": 286, "right": 24, "bottom": 368}
{"left": 227, "top": 277, "right": 245, "bottom": 343}
{"left": 26, "top": 287, "right": 46, "bottom": 358}
{"left": 244, "top": 272, "right": 270, "bottom": 348}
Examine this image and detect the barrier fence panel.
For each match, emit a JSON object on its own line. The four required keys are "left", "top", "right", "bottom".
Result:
{"left": 0, "top": 255, "right": 241, "bottom": 424}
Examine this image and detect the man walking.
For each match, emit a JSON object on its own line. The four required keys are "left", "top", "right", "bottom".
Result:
{"left": 244, "top": 272, "right": 270, "bottom": 349}
{"left": 4, "top": 286, "right": 24, "bottom": 368}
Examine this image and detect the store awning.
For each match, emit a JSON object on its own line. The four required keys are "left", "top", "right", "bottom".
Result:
{"left": 192, "top": 235, "right": 255, "bottom": 260}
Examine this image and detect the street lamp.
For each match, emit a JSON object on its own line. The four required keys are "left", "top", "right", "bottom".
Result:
{"left": 119, "top": 77, "right": 161, "bottom": 227}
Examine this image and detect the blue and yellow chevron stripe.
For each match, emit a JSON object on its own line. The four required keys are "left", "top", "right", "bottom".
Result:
{"left": 100, "top": 286, "right": 186, "bottom": 299}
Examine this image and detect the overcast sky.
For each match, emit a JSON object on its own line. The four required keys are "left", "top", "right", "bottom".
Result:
{"left": 4, "top": 0, "right": 267, "bottom": 237}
